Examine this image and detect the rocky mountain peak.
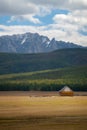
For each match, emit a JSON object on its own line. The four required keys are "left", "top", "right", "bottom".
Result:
{"left": 0, "top": 32, "right": 82, "bottom": 53}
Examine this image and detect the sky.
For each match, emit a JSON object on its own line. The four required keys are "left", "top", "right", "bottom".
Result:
{"left": 0, "top": 0, "right": 87, "bottom": 46}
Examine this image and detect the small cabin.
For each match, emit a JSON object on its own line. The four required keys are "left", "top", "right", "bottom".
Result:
{"left": 59, "top": 86, "right": 74, "bottom": 96}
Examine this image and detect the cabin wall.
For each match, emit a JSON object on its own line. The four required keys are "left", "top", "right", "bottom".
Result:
{"left": 59, "top": 91, "right": 74, "bottom": 96}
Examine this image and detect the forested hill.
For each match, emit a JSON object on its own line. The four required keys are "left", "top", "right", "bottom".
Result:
{"left": 0, "top": 48, "right": 87, "bottom": 74}
{"left": 0, "top": 66, "right": 87, "bottom": 91}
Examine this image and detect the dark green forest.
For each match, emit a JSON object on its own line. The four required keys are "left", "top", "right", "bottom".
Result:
{"left": 0, "top": 48, "right": 87, "bottom": 91}
{"left": 0, "top": 48, "right": 87, "bottom": 74}
{"left": 0, "top": 66, "right": 87, "bottom": 91}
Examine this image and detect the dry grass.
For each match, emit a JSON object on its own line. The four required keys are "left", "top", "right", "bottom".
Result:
{"left": 0, "top": 95, "right": 87, "bottom": 117}
{"left": 0, "top": 91, "right": 87, "bottom": 130}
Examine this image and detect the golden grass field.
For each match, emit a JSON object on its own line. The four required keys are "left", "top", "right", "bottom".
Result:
{"left": 0, "top": 91, "right": 87, "bottom": 130}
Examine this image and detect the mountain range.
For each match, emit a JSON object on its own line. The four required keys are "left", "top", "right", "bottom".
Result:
{"left": 0, "top": 32, "right": 82, "bottom": 53}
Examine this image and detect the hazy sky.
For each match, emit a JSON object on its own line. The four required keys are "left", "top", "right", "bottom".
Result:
{"left": 0, "top": 0, "right": 87, "bottom": 46}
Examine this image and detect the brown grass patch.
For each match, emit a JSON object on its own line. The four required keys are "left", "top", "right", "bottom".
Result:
{"left": 0, "top": 91, "right": 87, "bottom": 130}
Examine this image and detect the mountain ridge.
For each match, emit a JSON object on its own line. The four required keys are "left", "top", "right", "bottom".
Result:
{"left": 0, "top": 48, "right": 87, "bottom": 75}
{"left": 0, "top": 32, "right": 82, "bottom": 53}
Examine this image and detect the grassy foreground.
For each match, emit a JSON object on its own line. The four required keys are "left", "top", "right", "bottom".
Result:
{"left": 0, "top": 92, "right": 87, "bottom": 130}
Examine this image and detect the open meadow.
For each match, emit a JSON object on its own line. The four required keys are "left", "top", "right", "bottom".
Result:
{"left": 0, "top": 91, "right": 87, "bottom": 130}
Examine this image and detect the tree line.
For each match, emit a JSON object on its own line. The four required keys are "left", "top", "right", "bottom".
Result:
{"left": 0, "top": 79, "right": 87, "bottom": 91}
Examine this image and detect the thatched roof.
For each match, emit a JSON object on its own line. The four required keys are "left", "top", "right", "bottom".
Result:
{"left": 59, "top": 86, "right": 73, "bottom": 92}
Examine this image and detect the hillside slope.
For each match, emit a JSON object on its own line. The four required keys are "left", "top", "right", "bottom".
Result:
{"left": 0, "top": 65, "right": 87, "bottom": 91}
{"left": 0, "top": 48, "right": 87, "bottom": 74}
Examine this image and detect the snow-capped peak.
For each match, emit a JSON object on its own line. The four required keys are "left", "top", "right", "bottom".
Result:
{"left": 21, "top": 38, "right": 26, "bottom": 44}
{"left": 42, "top": 37, "right": 47, "bottom": 43}
{"left": 0, "top": 32, "right": 82, "bottom": 53}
